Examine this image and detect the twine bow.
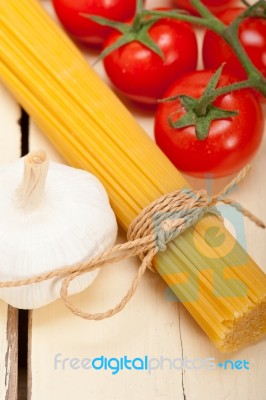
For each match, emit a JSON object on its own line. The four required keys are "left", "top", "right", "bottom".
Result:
{"left": 0, "top": 165, "right": 264, "bottom": 319}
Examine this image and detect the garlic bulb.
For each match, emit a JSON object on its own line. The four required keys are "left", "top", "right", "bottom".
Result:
{"left": 0, "top": 150, "right": 117, "bottom": 309}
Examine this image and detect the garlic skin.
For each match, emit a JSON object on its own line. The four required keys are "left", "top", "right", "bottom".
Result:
{"left": 0, "top": 151, "right": 117, "bottom": 309}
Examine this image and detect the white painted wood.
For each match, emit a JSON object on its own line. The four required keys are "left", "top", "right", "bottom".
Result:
{"left": 0, "top": 83, "right": 21, "bottom": 164}
{"left": 27, "top": 16, "right": 266, "bottom": 400}
{"left": 1, "top": 0, "right": 265, "bottom": 399}
{"left": 179, "top": 129, "right": 266, "bottom": 400}
{"left": 28, "top": 116, "right": 266, "bottom": 400}
{"left": 29, "top": 0, "right": 266, "bottom": 398}
{"left": 0, "top": 301, "right": 9, "bottom": 400}
{"left": 1, "top": 306, "right": 18, "bottom": 400}
{"left": 28, "top": 4, "right": 185, "bottom": 397}
{"left": 29, "top": 249, "right": 185, "bottom": 400}
{"left": 0, "top": 82, "right": 21, "bottom": 399}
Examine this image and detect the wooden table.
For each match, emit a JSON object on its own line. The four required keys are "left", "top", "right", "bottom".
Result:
{"left": 0, "top": 1, "right": 265, "bottom": 399}
{"left": 0, "top": 83, "right": 22, "bottom": 400}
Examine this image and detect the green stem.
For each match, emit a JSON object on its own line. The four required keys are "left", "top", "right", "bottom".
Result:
{"left": 145, "top": 1, "right": 266, "bottom": 97}
{"left": 143, "top": 9, "right": 224, "bottom": 31}
{"left": 136, "top": 0, "right": 144, "bottom": 14}
{"left": 223, "top": 24, "right": 264, "bottom": 80}
{"left": 195, "top": 80, "right": 252, "bottom": 116}
{"left": 133, "top": 14, "right": 142, "bottom": 31}
{"left": 224, "top": 3, "right": 265, "bottom": 74}
{"left": 190, "top": 0, "right": 222, "bottom": 20}
{"left": 134, "top": 0, "right": 145, "bottom": 30}
{"left": 241, "top": 0, "right": 251, "bottom": 6}
{"left": 191, "top": 0, "right": 266, "bottom": 96}
{"left": 208, "top": 79, "right": 254, "bottom": 96}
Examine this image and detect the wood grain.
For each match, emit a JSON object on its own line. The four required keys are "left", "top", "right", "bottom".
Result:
{"left": 27, "top": 1, "right": 266, "bottom": 398}
{"left": 27, "top": 312, "right": 32, "bottom": 400}
{"left": 0, "top": 303, "right": 12, "bottom": 400}
{"left": 0, "top": 82, "right": 21, "bottom": 400}
{"left": 0, "top": 0, "right": 265, "bottom": 399}
{"left": 27, "top": 108, "right": 266, "bottom": 400}
{"left": 5, "top": 307, "right": 18, "bottom": 400}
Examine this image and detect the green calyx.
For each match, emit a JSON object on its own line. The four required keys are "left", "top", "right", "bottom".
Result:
{"left": 167, "top": 97, "right": 238, "bottom": 141}
{"left": 162, "top": 66, "right": 239, "bottom": 141}
{"left": 81, "top": 0, "right": 164, "bottom": 62}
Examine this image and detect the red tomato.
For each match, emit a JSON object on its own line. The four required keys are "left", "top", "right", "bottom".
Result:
{"left": 203, "top": 8, "right": 266, "bottom": 80}
{"left": 154, "top": 70, "right": 263, "bottom": 178}
{"left": 173, "top": 0, "right": 238, "bottom": 16}
{"left": 52, "top": 0, "right": 140, "bottom": 45}
{"left": 102, "top": 16, "right": 198, "bottom": 104}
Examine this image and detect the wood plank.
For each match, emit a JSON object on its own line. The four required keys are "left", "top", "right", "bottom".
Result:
{"left": 28, "top": 231, "right": 185, "bottom": 399}
{"left": 0, "top": 81, "right": 22, "bottom": 400}
{"left": 0, "top": 304, "right": 18, "bottom": 400}
{"left": 28, "top": 79, "right": 266, "bottom": 400}
{"left": 28, "top": 117, "right": 266, "bottom": 400}
{"left": 176, "top": 133, "right": 266, "bottom": 400}
{"left": 0, "top": 301, "right": 8, "bottom": 400}
{"left": 29, "top": 120, "right": 185, "bottom": 398}
{"left": 26, "top": 7, "right": 185, "bottom": 389}
{"left": 4, "top": 307, "right": 18, "bottom": 400}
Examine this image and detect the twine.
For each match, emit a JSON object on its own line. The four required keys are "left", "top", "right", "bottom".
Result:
{"left": 0, "top": 165, "right": 264, "bottom": 319}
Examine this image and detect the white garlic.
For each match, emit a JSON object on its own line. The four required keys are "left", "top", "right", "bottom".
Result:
{"left": 0, "top": 150, "right": 117, "bottom": 309}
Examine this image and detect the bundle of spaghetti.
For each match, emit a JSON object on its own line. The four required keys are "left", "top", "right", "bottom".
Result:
{"left": 0, "top": 0, "right": 265, "bottom": 352}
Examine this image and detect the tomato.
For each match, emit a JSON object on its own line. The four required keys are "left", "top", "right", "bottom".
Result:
{"left": 52, "top": 0, "right": 140, "bottom": 45}
{"left": 154, "top": 70, "right": 264, "bottom": 178}
{"left": 203, "top": 8, "right": 266, "bottom": 80}
{"left": 173, "top": 0, "right": 238, "bottom": 16}
{"left": 102, "top": 16, "right": 198, "bottom": 104}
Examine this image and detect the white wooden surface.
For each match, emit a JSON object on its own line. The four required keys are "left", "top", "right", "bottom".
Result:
{"left": 0, "top": 82, "right": 21, "bottom": 400}
{"left": 0, "top": 302, "right": 10, "bottom": 400}
{"left": 28, "top": 91, "right": 266, "bottom": 399}
{"left": 1, "top": 0, "right": 266, "bottom": 399}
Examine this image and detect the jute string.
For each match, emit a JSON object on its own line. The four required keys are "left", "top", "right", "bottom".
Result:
{"left": 0, "top": 165, "right": 264, "bottom": 319}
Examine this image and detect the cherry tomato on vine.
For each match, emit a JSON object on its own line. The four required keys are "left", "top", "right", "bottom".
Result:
{"left": 52, "top": 0, "right": 141, "bottom": 46}
{"left": 203, "top": 8, "right": 266, "bottom": 80}
{"left": 154, "top": 70, "right": 264, "bottom": 178}
{"left": 173, "top": 0, "right": 238, "bottom": 16}
{"left": 102, "top": 16, "right": 198, "bottom": 104}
